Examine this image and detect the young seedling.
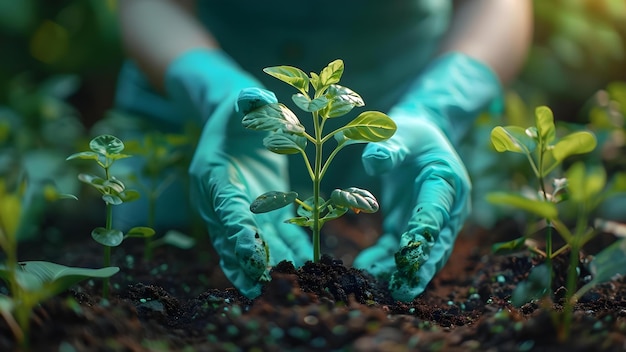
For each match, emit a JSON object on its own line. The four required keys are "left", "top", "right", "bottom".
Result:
{"left": 123, "top": 131, "right": 196, "bottom": 260}
{"left": 241, "top": 59, "right": 396, "bottom": 262}
{"left": 67, "top": 134, "right": 154, "bottom": 298}
{"left": 489, "top": 106, "right": 596, "bottom": 289}
{"left": 488, "top": 105, "right": 626, "bottom": 340}
{"left": 0, "top": 181, "right": 118, "bottom": 349}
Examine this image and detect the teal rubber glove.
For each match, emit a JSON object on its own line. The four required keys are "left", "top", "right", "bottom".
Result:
{"left": 166, "top": 49, "right": 312, "bottom": 298}
{"left": 354, "top": 52, "right": 502, "bottom": 301}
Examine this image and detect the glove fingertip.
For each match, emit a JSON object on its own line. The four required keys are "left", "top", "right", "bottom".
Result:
{"left": 389, "top": 278, "right": 423, "bottom": 302}
{"left": 361, "top": 143, "right": 401, "bottom": 176}
{"left": 234, "top": 229, "right": 270, "bottom": 280}
{"left": 236, "top": 87, "right": 278, "bottom": 114}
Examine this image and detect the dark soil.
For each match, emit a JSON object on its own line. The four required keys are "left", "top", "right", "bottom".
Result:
{"left": 2, "top": 214, "right": 626, "bottom": 351}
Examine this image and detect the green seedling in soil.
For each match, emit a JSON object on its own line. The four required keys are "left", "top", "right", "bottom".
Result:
{"left": 124, "top": 131, "right": 196, "bottom": 260}
{"left": 0, "top": 183, "right": 118, "bottom": 350}
{"left": 66, "top": 134, "right": 154, "bottom": 298}
{"left": 487, "top": 105, "right": 626, "bottom": 339}
{"left": 241, "top": 59, "right": 396, "bottom": 262}
{"left": 489, "top": 106, "right": 596, "bottom": 288}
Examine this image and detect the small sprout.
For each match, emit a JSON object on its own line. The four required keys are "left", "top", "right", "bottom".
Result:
{"left": 488, "top": 104, "right": 626, "bottom": 340}
{"left": 67, "top": 134, "right": 154, "bottom": 298}
{"left": 122, "top": 129, "right": 195, "bottom": 260}
{"left": 242, "top": 60, "right": 396, "bottom": 262}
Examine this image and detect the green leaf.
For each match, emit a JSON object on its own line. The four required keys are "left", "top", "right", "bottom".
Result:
{"left": 588, "top": 238, "right": 626, "bottom": 286}
{"left": 263, "top": 131, "right": 307, "bottom": 154}
{"left": 342, "top": 111, "right": 397, "bottom": 142}
{"left": 90, "top": 134, "right": 125, "bottom": 155}
{"left": 486, "top": 192, "right": 558, "bottom": 219}
{"left": 511, "top": 264, "right": 550, "bottom": 306}
{"left": 0, "top": 261, "right": 119, "bottom": 298}
{"left": 296, "top": 196, "right": 320, "bottom": 218}
{"left": 565, "top": 162, "right": 606, "bottom": 203}
{"left": 292, "top": 94, "right": 328, "bottom": 112}
{"left": 263, "top": 65, "right": 310, "bottom": 93}
{"left": 309, "top": 72, "right": 322, "bottom": 92}
{"left": 250, "top": 191, "right": 298, "bottom": 213}
{"left": 551, "top": 131, "right": 597, "bottom": 162}
{"left": 118, "top": 189, "right": 140, "bottom": 203}
{"left": 109, "top": 153, "right": 132, "bottom": 161}
{"left": 321, "top": 84, "right": 364, "bottom": 118}
{"left": 125, "top": 226, "right": 155, "bottom": 238}
{"left": 319, "top": 206, "right": 349, "bottom": 222}
{"left": 491, "top": 236, "right": 528, "bottom": 254}
{"left": 317, "top": 59, "right": 344, "bottom": 89}
{"left": 91, "top": 227, "right": 124, "bottom": 247}
{"left": 160, "top": 230, "right": 196, "bottom": 249}
{"left": 78, "top": 173, "right": 105, "bottom": 186}
{"left": 242, "top": 103, "right": 305, "bottom": 134}
{"left": 574, "top": 238, "right": 626, "bottom": 302}
{"left": 490, "top": 126, "right": 536, "bottom": 154}
{"left": 330, "top": 187, "right": 379, "bottom": 213}
{"left": 102, "top": 194, "right": 123, "bottom": 205}
{"left": 66, "top": 151, "right": 100, "bottom": 161}
{"left": 535, "top": 106, "right": 556, "bottom": 143}
{"left": 104, "top": 177, "right": 125, "bottom": 194}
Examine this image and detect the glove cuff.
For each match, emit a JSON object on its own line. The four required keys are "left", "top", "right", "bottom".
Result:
{"left": 390, "top": 52, "right": 503, "bottom": 145}
{"left": 165, "top": 48, "right": 261, "bottom": 124}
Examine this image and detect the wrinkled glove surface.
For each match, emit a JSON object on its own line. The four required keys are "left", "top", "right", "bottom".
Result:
{"left": 354, "top": 53, "right": 502, "bottom": 301}
{"left": 166, "top": 49, "right": 312, "bottom": 298}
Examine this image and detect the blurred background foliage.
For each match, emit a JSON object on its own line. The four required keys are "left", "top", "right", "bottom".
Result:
{"left": 0, "top": 0, "right": 625, "bottom": 239}
{"left": 0, "top": 0, "right": 122, "bottom": 127}
{"left": 0, "top": 0, "right": 624, "bottom": 127}
{"left": 518, "top": 0, "right": 626, "bottom": 120}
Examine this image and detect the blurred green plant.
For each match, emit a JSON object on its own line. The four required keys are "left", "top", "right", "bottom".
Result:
{"left": 587, "top": 81, "right": 626, "bottom": 170}
{"left": 66, "top": 134, "right": 154, "bottom": 298}
{"left": 488, "top": 105, "right": 626, "bottom": 341}
{"left": 123, "top": 130, "right": 196, "bottom": 260}
{"left": 522, "top": 0, "right": 626, "bottom": 104}
{"left": 0, "top": 0, "right": 122, "bottom": 80}
{"left": 0, "top": 181, "right": 118, "bottom": 350}
{"left": 0, "top": 73, "right": 86, "bottom": 239}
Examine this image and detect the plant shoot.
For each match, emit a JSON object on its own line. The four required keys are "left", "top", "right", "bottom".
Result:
{"left": 241, "top": 60, "right": 396, "bottom": 262}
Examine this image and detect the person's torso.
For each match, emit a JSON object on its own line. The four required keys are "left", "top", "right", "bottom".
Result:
{"left": 198, "top": 1, "right": 452, "bottom": 195}
{"left": 199, "top": 0, "right": 452, "bottom": 112}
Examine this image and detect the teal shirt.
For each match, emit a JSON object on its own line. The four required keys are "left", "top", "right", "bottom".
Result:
{"left": 197, "top": 1, "right": 452, "bottom": 194}
{"left": 115, "top": 0, "right": 452, "bottom": 200}
{"left": 199, "top": 1, "right": 451, "bottom": 112}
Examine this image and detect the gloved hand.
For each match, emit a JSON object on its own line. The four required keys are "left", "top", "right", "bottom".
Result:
{"left": 166, "top": 49, "right": 312, "bottom": 298}
{"left": 354, "top": 52, "right": 502, "bottom": 301}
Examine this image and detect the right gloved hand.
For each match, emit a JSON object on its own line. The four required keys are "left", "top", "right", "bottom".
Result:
{"left": 166, "top": 49, "right": 312, "bottom": 298}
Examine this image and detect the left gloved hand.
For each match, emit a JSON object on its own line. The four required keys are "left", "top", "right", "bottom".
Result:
{"left": 353, "top": 52, "right": 502, "bottom": 301}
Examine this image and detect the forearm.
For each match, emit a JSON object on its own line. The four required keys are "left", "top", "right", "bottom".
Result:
{"left": 441, "top": 0, "right": 533, "bottom": 84}
{"left": 118, "top": 0, "right": 218, "bottom": 90}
